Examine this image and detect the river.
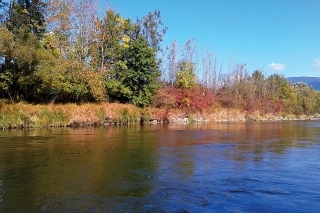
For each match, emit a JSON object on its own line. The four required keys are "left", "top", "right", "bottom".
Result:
{"left": 0, "top": 121, "right": 320, "bottom": 212}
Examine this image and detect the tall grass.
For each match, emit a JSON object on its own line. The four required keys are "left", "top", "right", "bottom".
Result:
{"left": 0, "top": 101, "right": 30, "bottom": 129}
{"left": 35, "top": 109, "right": 69, "bottom": 127}
{"left": 117, "top": 107, "right": 139, "bottom": 124}
{"left": 140, "top": 108, "right": 151, "bottom": 123}
{"left": 2, "top": 100, "right": 302, "bottom": 129}
{"left": 97, "top": 107, "right": 106, "bottom": 125}
{"left": 0, "top": 101, "right": 69, "bottom": 128}
{"left": 0, "top": 101, "right": 145, "bottom": 129}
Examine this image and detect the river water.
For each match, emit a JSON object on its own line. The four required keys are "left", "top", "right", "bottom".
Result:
{"left": 0, "top": 121, "right": 320, "bottom": 212}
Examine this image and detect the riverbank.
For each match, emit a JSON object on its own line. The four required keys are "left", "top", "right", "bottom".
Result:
{"left": 0, "top": 101, "right": 319, "bottom": 129}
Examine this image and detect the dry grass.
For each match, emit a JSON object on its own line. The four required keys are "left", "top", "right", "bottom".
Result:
{"left": 0, "top": 101, "right": 144, "bottom": 128}
{"left": 0, "top": 100, "right": 313, "bottom": 129}
{"left": 202, "top": 108, "right": 246, "bottom": 122}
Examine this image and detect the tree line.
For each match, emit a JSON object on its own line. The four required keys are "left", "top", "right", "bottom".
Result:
{"left": 0, "top": 0, "right": 319, "bottom": 115}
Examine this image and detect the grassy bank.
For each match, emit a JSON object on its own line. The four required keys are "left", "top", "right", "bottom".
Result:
{"left": 0, "top": 100, "right": 318, "bottom": 129}
{"left": 0, "top": 101, "right": 143, "bottom": 129}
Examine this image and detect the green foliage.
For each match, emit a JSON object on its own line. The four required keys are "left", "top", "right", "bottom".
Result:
{"left": 140, "top": 108, "right": 151, "bottom": 122}
{"left": 106, "top": 79, "right": 132, "bottom": 103}
{"left": 266, "top": 74, "right": 288, "bottom": 99}
{"left": 17, "top": 45, "right": 106, "bottom": 103}
{"left": 36, "top": 109, "right": 69, "bottom": 127}
{"left": 252, "top": 70, "right": 265, "bottom": 82}
{"left": 293, "top": 82, "right": 316, "bottom": 114}
{"left": 0, "top": 70, "right": 13, "bottom": 97}
{"left": 0, "top": 0, "right": 319, "bottom": 117}
{"left": 106, "top": 36, "right": 160, "bottom": 107}
{"left": 6, "top": 0, "right": 47, "bottom": 38}
{"left": 314, "top": 92, "right": 320, "bottom": 113}
{"left": 0, "top": 2, "right": 165, "bottom": 106}
{"left": 105, "top": 61, "right": 132, "bottom": 102}
{"left": 117, "top": 108, "right": 139, "bottom": 124}
{"left": 0, "top": 111, "right": 25, "bottom": 129}
{"left": 0, "top": 27, "right": 14, "bottom": 99}
{"left": 93, "top": 10, "right": 136, "bottom": 71}
{"left": 0, "top": 100, "right": 30, "bottom": 128}
{"left": 251, "top": 70, "right": 265, "bottom": 99}
{"left": 123, "top": 36, "right": 161, "bottom": 107}
{"left": 0, "top": 101, "right": 69, "bottom": 128}
{"left": 0, "top": 27, "right": 14, "bottom": 57}
{"left": 0, "top": 18, "right": 45, "bottom": 100}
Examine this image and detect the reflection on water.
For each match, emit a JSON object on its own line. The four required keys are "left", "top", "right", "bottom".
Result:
{"left": 0, "top": 121, "right": 320, "bottom": 212}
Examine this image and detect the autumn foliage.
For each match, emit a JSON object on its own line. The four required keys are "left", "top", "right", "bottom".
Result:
{"left": 155, "top": 84, "right": 214, "bottom": 112}
{"left": 0, "top": 1, "right": 320, "bottom": 116}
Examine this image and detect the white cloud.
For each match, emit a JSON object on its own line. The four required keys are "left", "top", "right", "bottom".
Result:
{"left": 268, "top": 62, "right": 285, "bottom": 71}
{"left": 313, "top": 58, "right": 320, "bottom": 68}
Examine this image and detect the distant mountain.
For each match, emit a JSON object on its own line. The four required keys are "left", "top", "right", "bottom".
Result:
{"left": 287, "top": 77, "right": 320, "bottom": 91}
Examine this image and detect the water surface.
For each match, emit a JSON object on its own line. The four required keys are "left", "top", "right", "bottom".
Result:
{"left": 0, "top": 121, "right": 320, "bottom": 212}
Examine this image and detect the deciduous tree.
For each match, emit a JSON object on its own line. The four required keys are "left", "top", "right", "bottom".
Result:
{"left": 137, "top": 9, "right": 167, "bottom": 53}
{"left": 175, "top": 60, "right": 196, "bottom": 89}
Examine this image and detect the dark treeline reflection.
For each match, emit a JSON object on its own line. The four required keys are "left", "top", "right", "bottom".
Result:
{"left": 0, "top": 126, "right": 158, "bottom": 212}
{"left": 0, "top": 121, "right": 320, "bottom": 212}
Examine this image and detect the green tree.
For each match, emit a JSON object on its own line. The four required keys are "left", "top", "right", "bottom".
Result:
{"left": 251, "top": 70, "right": 265, "bottom": 100}
{"left": 0, "top": 25, "right": 42, "bottom": 99}
{"left": 314, "top": 92, "right": 320, "bottom": 113}
{"left": 265, "top": 73, "right": 297, "bottom": 113}
{"left": 33, "top": 0, "right": 107, "bottom": 103}
{"left": 266, "top": 74, "right": 292, "bottom": 99}
{"left": 106, "top": 36, "right": 161, "bottom": 107}
{"left": 93, "top": 9, "right": 134, "bottom": 71}
{"left": 7, "top": 0, "right": 47, "bottom": 38}
{"left": 105, "top": 61, "right": 132, "bottom": 102}
{"left": 293, "top": 82, "right": 316, "bottom": 114}
{"left": 0, "top": 18, "right": 15, "bottom": 100}
{"left": 0, "top": 0, "right": 47, "bottom": 100}
{"left": 21, "top": 57, "right": 106, "bottom": 103}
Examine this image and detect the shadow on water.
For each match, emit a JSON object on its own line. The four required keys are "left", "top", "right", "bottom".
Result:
{"left": 0, "top": 121, "right": 320, "bottom": 212}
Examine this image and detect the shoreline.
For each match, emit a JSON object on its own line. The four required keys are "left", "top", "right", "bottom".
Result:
{"left": 2, "top": 117, "right": 319, "bottom": 130}
{"left": 1, "top": 102, "right": 319, "bottom": 130}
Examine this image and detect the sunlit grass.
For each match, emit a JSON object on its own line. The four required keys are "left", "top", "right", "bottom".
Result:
{"left": 0, "top": 101, "right": 144, "bottom": 128}
{"left": 0, "top": 99, "right": 311, "bottom": 129}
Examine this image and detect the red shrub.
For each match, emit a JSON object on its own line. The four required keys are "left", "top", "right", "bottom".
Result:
{"left": 154, "top": 84, "right": 215, "bottom": 111}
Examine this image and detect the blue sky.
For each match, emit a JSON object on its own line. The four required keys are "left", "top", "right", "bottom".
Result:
{"left": 103, "top": 0, "right": 320, "bottom": 77}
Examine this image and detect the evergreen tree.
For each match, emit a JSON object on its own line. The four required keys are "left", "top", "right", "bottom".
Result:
{"left": 106, "top": 36, "right": 161, "bottom": 107}
{"left": 7, "top": 0, "right": 47, "bottom": 38}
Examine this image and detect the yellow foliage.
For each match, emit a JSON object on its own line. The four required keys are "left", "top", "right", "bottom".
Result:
{"left": 0, "top": 27, "right": 15, "bottom": 57}
{"left": 42, "top": 32, "right": 61, "bottom": 57}
{"left": 122, "top": 35, "right": 130, "bottom": 48}
{"left": 116, "top": 17, "right": 125, "bottom": 26}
